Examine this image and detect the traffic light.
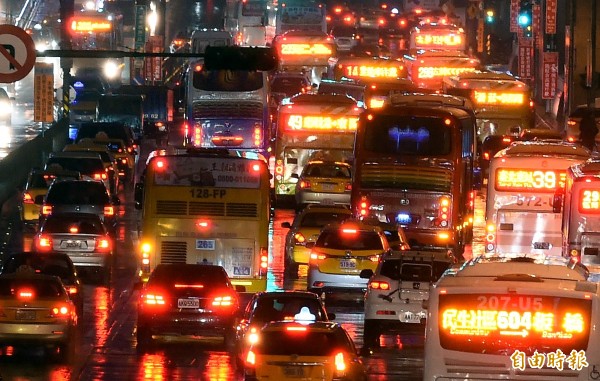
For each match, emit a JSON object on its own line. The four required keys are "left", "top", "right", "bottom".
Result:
{"left": 485, "top": 10, "right": 495, "bottom": 23}
{"left": 518, "top": 0, "right": 533, "bottom": 37}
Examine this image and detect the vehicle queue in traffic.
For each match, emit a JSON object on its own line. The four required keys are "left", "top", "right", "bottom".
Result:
{"left": 3, "top": 17, "right": 600, "bottom": 381}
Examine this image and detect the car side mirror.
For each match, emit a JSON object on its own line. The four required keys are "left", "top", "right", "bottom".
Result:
{"left": 281, "top": 221, "right": 291, "bottom": 229}
{"left": 359, "top": 269, "right": 374, "bottom": 279}
{"left": 235, "top": 285, "right": 246, "bottom": 293}
{"left": 305, "top": 242, "right": 316, "bottom": 249}
{"left": 34, "top": 195, "right": 45, "bottom": 205}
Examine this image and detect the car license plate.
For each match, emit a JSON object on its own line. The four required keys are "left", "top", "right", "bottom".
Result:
{"left": 16, "top": 309, "right": 35, "bottom": 320}
{"left": 177, "top": 298, "right": 200, "bottom": 309}
{"left": 196, "top": 239, "right": 215, "bottom": 250}
{"left": 401, "top": 312, "right": 422, "bottom": 324}
{"left": 321, "top": 183, "right": 336, "bottom": 191}
{"left": 340, "top": 259, "right": 356, "bottom": 269}
{"left": 533, "top": 242, "right": 550, "bottom": 250}
{"left": 282, "top": 366, "right": 305, "bottom": 377}
{"left": 63, "top": 241, "right": 82, "bottom": 248}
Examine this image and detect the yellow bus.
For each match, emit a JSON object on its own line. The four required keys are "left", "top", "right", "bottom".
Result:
{"left": 134, "top": 148, "right": 270, "bottom": 292}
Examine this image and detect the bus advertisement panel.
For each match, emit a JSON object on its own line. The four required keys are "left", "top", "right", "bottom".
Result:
{"left": 443, "top": 71, "right": 534, "bottom": 143}
{"left": 273, "top": 93, "right": 364, "bottom": 202}
{"left": 136, "top": 150, "right": 271, "bottom": 291}
{"left": 352, "top": 94, "right": 477, "bottom": 258}
{"left": 185, "top": 64, "right": 270, "bottom": 155}
{"left": 485, "top": 141, "right": 590, "bottom": 257}
{"left": 562, "top": 159, "right": 600, "bottom": 271}
{"left": 404, "top": 51, "right": 480, "bottom": 90}
{"left": 333, "top": 57, "right": 416, "bottom": 109}
{"left": 424, "top": 255, "right": 598, "bottom": 381}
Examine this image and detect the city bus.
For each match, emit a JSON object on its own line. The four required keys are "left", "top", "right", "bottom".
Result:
{"left": 424, "top": 254, "right": 599, "bottom": 381}
{"left": 332, "top": 56, "right": 416, "bottom": 108}
{"left": 351, "top": 93, "right": 477, "bottom": 258}
{"left": 443, "top": 71, "right": 535, "bottom": 144}
{"left": 404, "top": 50, "right": 480, "bottom": 91}
{"left": 184, "top": 47, "right": 276, "bottom": 156}
{"left": 273, "top": 93, "right": 365, "bottom": 204}
{"left": 224, "top": 0, "right": 277, "bottom": 46}
{"left": 561, "top": 159, "right": 600, "bottom": 273}
{"left": 134, "top": 148, "right": 271, "bottom": 291}
{"left": 276, "top": 0, "right": 327, "bottom": 34}
{"left": 485, "top": 141, "right": 590, "bottom": 256}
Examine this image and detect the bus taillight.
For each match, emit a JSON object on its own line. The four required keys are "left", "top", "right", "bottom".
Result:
{"left": 485, "top": 223, "right": 496, "bottom": 252}
{"left": 194, "top": 124, "right": 202, "bottom": 146}
{"left": 437, "top": 196, "right": 450, "bottom": 227}
{"left": 259, "top": 247, "right": 268, "bottom": 276}
{"left": 254, "top": 127, "right": 262, "bottom": 147}
{"left": 275, "top": 160, "right": 284, "bottom": 180}
{"left": 197, "top": 220, "right": 210, "bottom": 229}
{"left": 570, "top": 249, "right": 581, "bottom": 259}
{"left": 359, "top": 197, "right": 369, "bottom": 216}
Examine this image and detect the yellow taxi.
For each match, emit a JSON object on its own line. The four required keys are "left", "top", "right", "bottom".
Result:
{"left": 281, "top": 204, "right": 353, "bottom": 279}
{"left": 92, "top": 137, "right": 135, "bottom": 182}
{"left": 307, "top": 219, "right": 390, "bottom": 296}
{"left": 20, "top": 168, "right": 81, "bottom": 229}
{"left": 293, "top": 161, "right": 353, "bottom": 211}
{"left": 244, "top": 321, "right": 367, "bottom": 381}
{"left": 0, "top": 272, "right": 77, "bottom": 359}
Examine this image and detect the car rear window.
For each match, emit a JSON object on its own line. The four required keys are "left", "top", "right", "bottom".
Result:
{"left": 251, "top": 297, "right": 326, "bottom": 323}
{"left": 379, "top": 260, "right": 451, "bottom": 282}
{"left": 43, "top": 215, "right": 105, "bottom": 234}
{"left": 317, "top": 230, "right": 383, "bottom": 250}
{"left": 46, "top": 182, "right": 109, "bottom": 204}
{"left": 46, "top": 157, "right": 104, "bottom": 175}
{"left": 77, "top": 123, "right": 134, "bottom": 144}
{"left": 299, "top": 212, "right": 350, "bottom": 228}
{"left": 2, "top": 256, "right": 74, "bottom": 281}
{"left": 255, "top": 330, "right": 350, "bottom": 356}
{"left": 0, "top": 278, "right": 65, "bottom": 298}
{"left": 149, "top": 265, "right": 230, "bottom": 288}
{"left": 303, "top": 164, "right": 351, "bottom": 178}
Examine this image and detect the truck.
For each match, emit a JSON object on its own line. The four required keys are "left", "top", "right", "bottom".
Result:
{"left": 113, "top": 85, "right": 174, "bottom": 145}
{"left": 96, "top": 94, "right": 145, "bottom": 142}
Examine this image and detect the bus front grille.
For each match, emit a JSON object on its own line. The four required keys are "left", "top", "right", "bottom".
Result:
{"left": 189, "top": 202, "right": 225, "bottom": 216}
{"left": 160, "top": 241, "right": 187, "bottom": 263}
{"left": 227, "top": 203, "right": 258, "bottom": 217}
{"left": 156, "top": 200, "right": 187, "bottom": 215}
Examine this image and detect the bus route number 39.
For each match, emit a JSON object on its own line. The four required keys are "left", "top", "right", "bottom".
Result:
{"left": 190, "top": 189, "right": 227, "bottom": 198}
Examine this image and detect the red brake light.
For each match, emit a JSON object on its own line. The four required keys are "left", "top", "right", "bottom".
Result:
{"left": 342, "top": 228, "right": 357, "bottom": 234}
{"left": 299, "top": 180, "right": 311, "bottom": 189}
{"left": 67, "top": 286, "right": 78, "bottom": 295}
{"left": 95, "top": 238, "right": 111, "bottom": 252}
{"left": 286, "top": 326, "right": 307, "bottom": 332}
{"left": 42, "top": 205, "right": 53, "bottom": 216}
{"left": 69, "top": 226, "right": 78, "bottom": 234}
{"left": 334, "top": 352, "right": 346, "bottom": 372}
{"left": 36, "top": 235, "right": 52, "bottom": 251}
{"left": 294, "top": 232, "right": 306, "bottom": 244}
{"left": 18, "top": 289, "right": 34, "bottom": 300}
{"left": 174, "top": 284, "right": 204, "bottom": 288}
{"left": 143, "top": 292, "right": 166, "bottom": 306}
{"left": 23, "top": 192, "right": 34, "bottom": 204}
{"left": 344, "top": 183, "right": 352, "bottom": 191}
{"left": 246, "top": 350, "right": 256, "bottom": 366}
{"left": 212, "top": 293, "right": 236, "bottom": 308}
{"left": 94, "top": 172, "right": 107, "bottom": 180}
{"left": 310, "top": 252, "right": 327, "bottom": 261}
{"left": 370, "top": 281, "right": 390, "bottom": 290}
{"left": 51, "top": 305, "right": 70, "bottom": 316}
{"left": 104, "top": 206, "right": 115, "bottom": 216}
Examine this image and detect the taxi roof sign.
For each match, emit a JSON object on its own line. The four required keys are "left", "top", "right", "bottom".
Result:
{"left": 204, "top": 46, "right": 278, "bottom": 71}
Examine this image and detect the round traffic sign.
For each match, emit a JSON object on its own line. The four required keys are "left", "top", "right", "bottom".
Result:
{"left": 0, "top": 25, "right": 36, "bottom": 83}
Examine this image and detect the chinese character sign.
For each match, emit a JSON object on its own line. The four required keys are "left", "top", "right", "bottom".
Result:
{"left": 511, "top": 349, "right": 588, "bottom": 371}
{"left": 542, "top": 52, "right": 558, "bottom": 99}
{"left": 518, "top": 40, "right": 533, "bottom": 79}
{"left": 546, "top": 0, "right": 557, "bottom": 34}
{"left": 510, "top": 0, "right": 520, "bottom": 33}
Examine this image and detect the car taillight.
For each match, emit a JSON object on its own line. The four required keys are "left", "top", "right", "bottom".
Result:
{"left": 104, "top": 206, "right": 115, "bottom": 216}
{"left": 36, "top": 235, "right": 52, "bottom": 251}
{"left": 334, "top": 352, "right": 347, "bottom": 377}
{"left": 121, "top": 158, "right": 128, "bottom": 164}
{"left": 345, "top": 183, "right": 352, "bottom": 191}
{"left": 50, "top": 304, "right": 71, "bottom": 317}
{"left": 310, "top": 252, "right": 327, "bottom": 261}
{"left": 95, "top": 238, "right": 111, "bottom": 252}
{"left": 299, "top": 180, "right": 311, "bottom": 189}
{"left": 212, "top": 293, "right": 237, "bottom": 309}
{"left": 483, "top": 152, "right": 490, "bottom": 160}
{"left": 94, "top": 172, "right": 108, "bottom": 180}
{"left": 143, "top": 292, "right": 166, "bottom": 306}
{"left": 367, "top": 254, "right": 380, "bottom": 262}
{"left": 23, "top": 192, "right": 34, "bottom": 204}
{"left": 67, "top": 286, "right": 78, "bottom": 295}
{"left": 567, "top": 120, "right": 577, "bottom": 126}
{"left": 369, "top": 280, "right": 390, "bottom": 290}
{"left": 42, "top": 205, "right": 53, "bottom": 216}
{"left": 246, "top": 350, "right": 256, "bottom": 366}
{"left": 294, "top": 233, "right": 306, "bottom": 245}
{"left": 259, "top": 247, "right": 268, "bottom": 276}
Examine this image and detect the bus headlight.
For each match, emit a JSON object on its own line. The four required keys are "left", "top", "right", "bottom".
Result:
{"left": 103, "top": 61, "right": 120, "bottom": 79}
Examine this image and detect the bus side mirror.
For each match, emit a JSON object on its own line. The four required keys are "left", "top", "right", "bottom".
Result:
{"left": 553, "top": 193, "right": 563, "bottom": 213}
{"left": 134, "top": 183, "right": 144, "bottom": 210}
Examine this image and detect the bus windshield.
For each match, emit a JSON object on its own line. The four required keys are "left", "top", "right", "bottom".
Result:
{"left": 363, "top": 115, "right": 452, "bottom": 156}
{"left": 193, "top": 70, "right": 264, "bottom": 92}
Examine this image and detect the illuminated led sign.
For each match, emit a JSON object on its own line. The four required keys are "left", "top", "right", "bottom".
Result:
{"left": 473, "top": 91, "right": 526, "bottom": 106}
{"left": 495, "top": 169, "right": 566, "bottom": 192}
{"left": 70, "top": 18, "right": 112, "bottom": 32}
{"left": 417, "top": 66, "right": 476, "bottom": 79}
{"left": 344, "top": 65, "right": 400, "bottom": 79}
{"left": 415, "top": 34, "right": 462, "bottom": 47}
{"left": 280, "top": 43, "right": 333, "bottom": 56}
{"left": 438, "top": 294, "right": 591, "bottom": 354}
{"left": 283, "top": 114, "right": 358, "bottom": 132}
{"left": 579, "top": 189, "right": 600, "bottom": 212}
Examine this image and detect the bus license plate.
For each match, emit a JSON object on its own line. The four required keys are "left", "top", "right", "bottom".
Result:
{"left": 401, "top": 312, "right": 421, "bottom": 323}
{"left": 178, "top": 298, "right": 200, "bottom": 309}
{"left": 16, "top": 309, "right": 35, "bottom": 320}
{"left": 282, "top": 366, "right": 305, "bottom": 377}
{"left": 533, "top": 242, "right": 550, "bottom": 250}
{"left": 196, "top": 240, "right": 215, "bottom": 250}
{"left": 339, "top": 259, "right": 355, "bottom": 269}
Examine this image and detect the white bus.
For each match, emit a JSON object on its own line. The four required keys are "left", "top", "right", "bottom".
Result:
{"left": 424, "top": 254, "right": 599, "bottom": 380}
{"left": 190, "top": 29, "right": 233, "bottom": 54}
{"left": 561, "top": 159, "right": 600, "bottom": 273}
{"left": 485, "top": 141, "right": 590, "bottom": 256}
{"left": 224, "top": 0, "right": 277, "bottom": 46}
